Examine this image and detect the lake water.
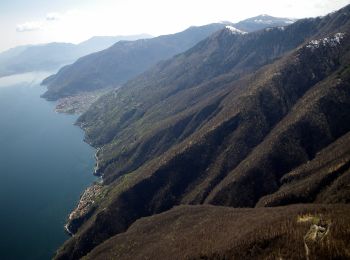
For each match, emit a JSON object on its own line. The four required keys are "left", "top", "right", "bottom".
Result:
{"left": 0, "top": 72, "right": 96, "bottom": 259}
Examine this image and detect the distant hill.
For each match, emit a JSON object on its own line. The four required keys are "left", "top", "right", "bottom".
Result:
{"left": 75, "top": 35, "right": 152, "bottom": 55}
{"left": 41, "top": 15, "right": 296, "bottom": 101}
{"left": 0, "top": 34, "right": 152, "bottom": 78}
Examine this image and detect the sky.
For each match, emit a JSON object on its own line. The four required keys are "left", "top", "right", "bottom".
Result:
{"left": 0, "top": 0, "right": 349, "bottom": 52}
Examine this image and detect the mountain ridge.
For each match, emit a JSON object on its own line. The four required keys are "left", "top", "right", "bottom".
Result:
{"left": 52, "top": 5, "right": 350, "bottom": 259}
{"left": 41, "top": 23, "right": 233, "bottom": 100}
{"left": 41, "top": 15, "right": 296, "bottom": 101}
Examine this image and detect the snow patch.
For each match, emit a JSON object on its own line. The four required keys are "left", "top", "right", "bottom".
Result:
{"left": 306, "top": 33, "right": 346, "bottom": 50}
{"left": 225, "top": 25, "right": 247, "bottom": 35}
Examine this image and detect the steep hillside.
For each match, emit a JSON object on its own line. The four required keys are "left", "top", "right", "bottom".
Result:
{"left": 0, "top": 34, "right": 150, "bottom": 78}
{"left": 78, "top": 10, "right": 347, "bottom": 181}
{"left": 55, "top": 5, "right": 350, "bottom": 259}
{"left": 256, "top": 132, "right": 350, "bottom": 207}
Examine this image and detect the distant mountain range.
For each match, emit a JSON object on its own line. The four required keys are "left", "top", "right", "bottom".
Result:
{"left": 41, "top": 23, "right": 231, "bottom": 100}
{"left": 0, "top": 34, "right": 152, "bottom": 78}
{"left": 41, "top": 15, "right": 296, "bottom": 100}
{"left": 53, "top": 4, "right": 350, "bottom": 260}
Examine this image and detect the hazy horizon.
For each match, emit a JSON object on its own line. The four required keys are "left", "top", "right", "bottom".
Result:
{"left": 1, "top": 0, "right": 349, "bottom": 52}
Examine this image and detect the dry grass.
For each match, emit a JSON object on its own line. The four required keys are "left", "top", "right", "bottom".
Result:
{"left": 297, "top": 214, "right": 320, "bottom": 224}
{"left": 82, "top": 204, "right": 350, "bottom": 260}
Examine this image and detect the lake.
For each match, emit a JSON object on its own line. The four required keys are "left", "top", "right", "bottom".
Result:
{"left": 0, "top": 72, "right": 96, "bottom": 259}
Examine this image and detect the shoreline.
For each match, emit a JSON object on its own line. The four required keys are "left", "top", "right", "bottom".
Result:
{"left": 54, "top": 89, "right": 111, "bottom": 114}
{"left": 0, "top": 73, "right": 97, "bottom": 259}
{"left": 50, "top": 91, "right": 108, "bottom": 236}
{"left": 64, "top": 183, "right": 104, "bottom": 236}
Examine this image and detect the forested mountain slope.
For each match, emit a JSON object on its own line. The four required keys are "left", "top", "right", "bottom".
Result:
{"left": 55, "top": 5, "right": 350, "bottom": 259}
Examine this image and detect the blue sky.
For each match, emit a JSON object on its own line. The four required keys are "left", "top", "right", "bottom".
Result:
{"left": 1, "top": 0, "right": 349, "bottom": 52}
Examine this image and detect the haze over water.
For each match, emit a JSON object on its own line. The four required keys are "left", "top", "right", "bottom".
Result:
{"left": 0, "top": 72, "right": 95, "bottom": 259}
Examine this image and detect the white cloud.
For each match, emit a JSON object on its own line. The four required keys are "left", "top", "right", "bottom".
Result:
{"left": 16, "top": 21, "right": 42, "bottom": 32}
{"left": 16, "top": 11, "right": 63, "bottom": 33}
{"left": 46, "top": 12, "right": 62, "bottom": 21}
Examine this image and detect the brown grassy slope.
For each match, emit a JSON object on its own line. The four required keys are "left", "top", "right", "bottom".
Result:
{"left": 54, "top": 15, "right": 350, "bottom": 259}
{"left": 206, "top": 44, "right": 350, "bottom": 207}
{"left": 256, "top": 132, "right": 350, "bottom": 207}
{"left": 83, "top": 204, "right": 350, "bottom": 260}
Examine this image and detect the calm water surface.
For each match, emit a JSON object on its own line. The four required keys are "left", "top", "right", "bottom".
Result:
{"left": 0, "top": 72, "right": 95, "bottom": 259}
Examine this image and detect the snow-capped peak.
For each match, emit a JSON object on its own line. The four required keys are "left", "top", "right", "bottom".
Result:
{"left": 225, "top": 26, "right": 247, "bottom": 35}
